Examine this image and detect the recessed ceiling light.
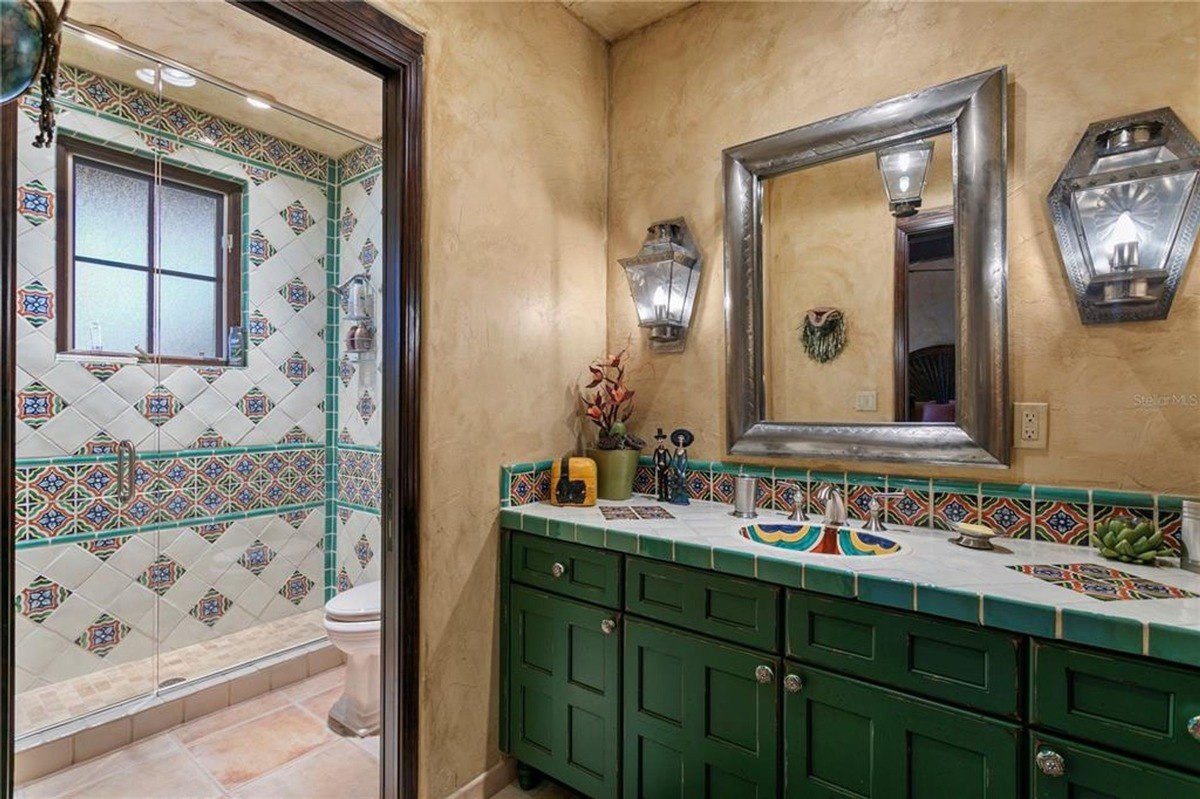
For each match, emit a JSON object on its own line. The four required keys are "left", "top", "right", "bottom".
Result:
{"left": 134, "top": 68, "right": 156, "bottom": 86}
{"left": 134, "top": 67, "right": 196, "bottom": 88}
{"left": 84, "top": 32, "right": 120, "bottom": 51}
{"left": 245, "top": 96, "right": 272, "bottom": 110}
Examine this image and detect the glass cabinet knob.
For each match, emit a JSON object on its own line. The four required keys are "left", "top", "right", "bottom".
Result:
{"left": 1188, "top": 716, "right": 1200, "bottom": 741}
{"left": 784, "top": 674, "right": 804, "bottom": 694}
{"left": 754, "top": 665, "right": 774, "bottom": 685}
{"left": 550, "top": 562, "right": 565, "bottom": 578}
{"left": 1036, "top": 748, "right": 1066, "bottom": 778}
{"left": 600, "top": 618, "right": 617, "bottom": 635}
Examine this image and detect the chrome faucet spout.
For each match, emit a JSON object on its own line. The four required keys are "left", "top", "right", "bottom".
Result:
{"left": 815, "top": 484, "right": 847, "bottom": 526}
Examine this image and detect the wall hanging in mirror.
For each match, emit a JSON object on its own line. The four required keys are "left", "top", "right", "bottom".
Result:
{"left": 619, "top": 218, "right": 701, "bottom": 353}
{"left": 1048, "top": 108, "right": 1200, "bottom": 324}
{"left": 800, "top": 307, "right": 846, "bottom": 363}
{"left": 0, "top": 0, "right": 70, "bottom": 146}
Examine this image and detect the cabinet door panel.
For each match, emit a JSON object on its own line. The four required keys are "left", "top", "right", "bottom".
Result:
{"left": 624, "top": 619, "right": 778, "bottom": 798}
{"left": 784, "top": 663, "right": 1021, "bottom": 799}
{"left": 512, "top": 532, "right": 622, "bottom": 608}
{"left": 510, "top": 585, "right": 620, "bottom": 799}
{"left": 1031, "top": 734, "right": 1200, "bottom": 798}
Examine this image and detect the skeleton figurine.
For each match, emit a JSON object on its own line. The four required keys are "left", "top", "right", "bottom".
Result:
{"left": 652, "top": 428, "right": 672, "bottom": 502}
{"left": 667, "top": 428, "right": 695, "bottom": 506}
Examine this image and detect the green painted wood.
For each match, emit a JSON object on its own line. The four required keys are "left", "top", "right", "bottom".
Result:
{"left": 787, "top": 592, "right": 1024, "bottom": 718}
{"left": 784, "top": 663, "right": 1022, "bottom": 799}
{"left": 509, "top": 585, "right": 621, "bottom": 799}
{"left": 499, "top": 529, "right": 512, "bottom": 754}
{"left": 1030, "top": 733, "right": 1200, "bottom": 798}
{"left": 624, "top": 619, "right": 778, "bottom": 798}
{"left": 511, "top": 531, "right": 622, "bottom": 609}
{"left": 1031, "top": 640, "right": 1200, "bottom": 775}
{"left": 626, "top": 558, "right": 780, "bottom": 652}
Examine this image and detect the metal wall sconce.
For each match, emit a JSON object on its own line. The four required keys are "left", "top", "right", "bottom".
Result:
{"left": 877, "top": 140, "right": 934, "bottom": 217}
{"left": 1048, "top": 108, "right": 1200, "bottom": 324}
{"left": 619, "top": 218, "right": 701, "bottom": 352}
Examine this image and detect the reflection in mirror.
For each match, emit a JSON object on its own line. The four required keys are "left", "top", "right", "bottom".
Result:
{"left": 762, "top": 131, "right": 954, "bottom": 424}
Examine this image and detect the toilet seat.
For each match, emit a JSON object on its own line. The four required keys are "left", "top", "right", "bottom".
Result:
{"left": 324, "top": 580, "right": 381, "bottom": 622}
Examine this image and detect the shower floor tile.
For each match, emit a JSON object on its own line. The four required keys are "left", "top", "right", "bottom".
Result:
{"left": 17, "top": 610, "right": 325, "bottom": 737}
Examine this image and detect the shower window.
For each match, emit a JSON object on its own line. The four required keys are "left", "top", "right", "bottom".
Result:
{"left": 55, "top": 136, "right": 243, "bottom": 364}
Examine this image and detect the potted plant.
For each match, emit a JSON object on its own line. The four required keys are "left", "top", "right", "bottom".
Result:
{"left": 582, "top": 349, "right": 645, "bottom": 500}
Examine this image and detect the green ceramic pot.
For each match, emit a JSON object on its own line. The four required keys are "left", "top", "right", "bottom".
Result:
{"left": 588, "top": 448, "right": 640, "bottom": 501}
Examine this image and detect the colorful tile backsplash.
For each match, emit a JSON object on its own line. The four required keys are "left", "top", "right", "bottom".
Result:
{"left": 500, "top": 457, "right": 1190, "bottom": 551}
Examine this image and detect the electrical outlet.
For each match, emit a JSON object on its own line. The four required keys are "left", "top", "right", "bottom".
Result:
{"left": 855, "top": 391, "right": 877, "bottom": 412}
{"left": 1013, "top": 402, "right": 1048, "bottom": 449}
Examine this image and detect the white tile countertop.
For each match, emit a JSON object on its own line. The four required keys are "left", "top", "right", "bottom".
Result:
{"left": 499, "top": 497, "right": 1200, "bottom": 669}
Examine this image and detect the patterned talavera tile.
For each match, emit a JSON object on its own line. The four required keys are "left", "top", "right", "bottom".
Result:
{"left": 248, "top": 229, "right": 277, "bottom": 267}
{"left": 137, "top": 386, "right": 182, "bottom": 426}
{"left": 280, "top": 200, "right": 315, "bottom": 235}
{"left": 632, "top": 464, "right": 656, "bottom": 496}
{"left": 1034, "top": 487, "right": 1090, "bottom": 546}
{"left": 15, "top": 575, "right": 71, "bottom": 623}
{"left": 1010, "top": 563, "right": 1199, "bottom": 601}
{"left": 359, "top": 238, "right": 379, "bottom": 270}
{"left": 17, "top": 279, "right": 53, "bottom": 328}
{"left": 355, "top": 391, "right": 376, "bottom": 425}
{"left": 685, "top": 468, "right": 712, "bottom": 502}
{"left": 279, "top": 277, "right": 315, "bottom": 312}
{"left": 18, "top": 380, "right": 67, "bottom": 429}
{"left": 75, "top": 612, "right": 130, "bottom": 658}
{"left": 246, "top": 309, "right": 275, "bottom": 345}
{"left": 138, "top": 554, "right": 186, "bottom": 596}
{"left": 886, "top": 477, "right": 931, "bottom": 528}
{"left": 17, "top": 178, "right": 54, "bottom": 226}
{"left": 279, "top": 570, "right": 315, "bottom": 605}
{"left": 238, "top": 388, "right": 274, "bottom": 423}
{"left": 338, "top": 354, "right": 356, "bottom": 387}
{"left": 279, "top": 352, "right": 314, "bottom": 386}
{"left": 980, "top": 483, "right": 1033, "bottom": 539}
{"left": 932, "top": 480, "right": 980, "bottom": 531}
{"left": 190, "top": 588, "right": 232, "bottom": 627}
{"left": 1157, "top": 495, "right": 1185, "bottom": 553}
{"left": 845, "top": 474, "right": 887, "bottom": 522}
{"left": 1090, "top": 490, "right": 1154, "bottom": 542}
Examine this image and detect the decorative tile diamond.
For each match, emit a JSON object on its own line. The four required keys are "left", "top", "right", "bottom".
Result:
{"left": 248, "top": 229, "right": 276, "bottom": 267}
{"left": 1035, "top": 501, "right": 1090, "bottom": 546}
{"left": 280, "top": 426, "right": 313, "bottom": 445}
{"left": 338, "top": 427, "right": 353, "bottom": 445}
{"left": 279, "top": 570, "right": 314, "bottom": 605}
{"left": 81, "top": 536, "right": 128, "bottom": 561}
{"left": 981, "top": 495, "right": 1031, "bottom": 538}
{"left": 138, "top": 555, "right": 186, "bottom": 596}
{"left": 1010, "top": 563, "right": 1200, "bottom": 601}
{"left": 238, "top": 540, "right": 276, "bottom": 576}
{"left": 18, "top": 380, "right": 66, "bottom": 429}
{"left": 192, "top": 428, "right": 228, "bottom": 449}
{"left": 282, "top": 508, "right": 312, "bottom": 529}
{"left": 247, "top": 309, "right": 275, "bottom": 345}
{"left": 243, "top": 164, "right": 274, "bottom": 186}
{"left": 934, "top": 491, "right": 979, "bottom": 531}
{"left": 15, "top": 575, "right": 71, "bottom": 623}
{"left": 361, "top": 174, "right": 378, "bottom": 195}
{"left": 279, "top": 278, "right": 315, "bottom": 312}
{"left": 340, "top": 206, "right": 357, "bottom": 241}
{"left": 17, "top": 179, "right": 54, "bottom": 226}
{"left": 338, "top": 354, "right": 355, "bottom": 387}
{"left": 195, "top": 522, "right": 229, "bottom": 544}
{"left": 17, "top": 279, "right": 53, "bottom": 327}
{"left": 238, "top": 388, "right": 274, "bottom": 422}
{"left": 140, "top": 132, "right": 179, "bottom": 154}
{"left": 280, "top": 352, "right": 313, "bottom": 386}
{"left": 355, "top": 390, "right": 376, "bottom": 425}
{"left": 137, "top": 386, "right": 182, "bottom": 426}
{"left": 75, "top": 613, "right": 130, "bottom": 658}
{"left": 337, "top": 566, "right": 353, "bottom": 593}
{"left": 82, "top": 362, "right": 121, "bottom": 382}
{"left": 77, "top": 432, "right": 120, "bottom": 455}
{"left": 190, "top": 588, "right": 232, "bottom": 627}
{"left": 354, "top": 534, "right": 374, "bottom": 568}
{"left": 358, "top": 238, "right": 379, "bottom": 270}
{"left": 279, "top": 200, "right": 314, "bottom": 235}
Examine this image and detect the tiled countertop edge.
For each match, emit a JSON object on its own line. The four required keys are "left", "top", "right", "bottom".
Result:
{"left": 498, "top": 505, "right": 1199, "bottom": 670}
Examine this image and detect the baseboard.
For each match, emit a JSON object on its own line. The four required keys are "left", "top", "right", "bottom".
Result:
{"left": 443, "top": 757, "right": 518, "bottom": 799}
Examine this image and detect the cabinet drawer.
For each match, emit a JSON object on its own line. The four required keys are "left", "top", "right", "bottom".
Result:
{"left": 511, "top": 532, "right": 621, "bottom": 608}
{"left": 1031, "top": 733, "right": 1200, "bottom": 798}
{"left": 626, "top": 558, "right": 780, "bottom": 652}
{"left": 1031, "top": 640, "right": 1200, "bottom": 775}
{"left": 787, "top": 592, "right": 1023, "bottom": 718}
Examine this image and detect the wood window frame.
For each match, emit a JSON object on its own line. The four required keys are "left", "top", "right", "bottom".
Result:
{"left": 893, "top": 206, "right": 954, "bottom": 421}
{"left": 55, "top": 135, "right": 244, "bottom": 365}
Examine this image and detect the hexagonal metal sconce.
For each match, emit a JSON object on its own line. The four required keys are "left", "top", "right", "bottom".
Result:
{"left": 1048, "top": 108, "right": 1200, "bottom": 324}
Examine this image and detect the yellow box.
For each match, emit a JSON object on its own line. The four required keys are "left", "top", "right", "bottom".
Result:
{"left": 550, "top": 457, "right": 597, "bottom": 507}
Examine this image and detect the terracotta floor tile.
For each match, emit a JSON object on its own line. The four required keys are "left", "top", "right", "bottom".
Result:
{"left": 17, "top": 735, "right": 180, "bottom": 799}
{"left": 282, "top": 666, "right": 345, "bottom": 700}
{"left": 228, "top": 739, "right": 379, "bottom": 799}
{"left": 172, "top": 690, "right": 289, "bottom": 745}
{"left": 55, "top": 750, "right": 223, "bottom": 799}
{"left": 185, "top": 705, "right": 331, "bottom": 788}
{"left": 299, "top": 686, "right": 343, "bottom": 722}
{"left": 352, "top": 734, "right": 380, "bottom": 760}
{"left": 492, "top": 782, "right": 583, "bottom": 799}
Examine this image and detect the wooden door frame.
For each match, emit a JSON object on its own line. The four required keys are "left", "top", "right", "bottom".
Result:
{"left": 1, "top": 3, "right": 423, "bottom": 796}
{"left": 892, "top": 207, "right": 953, "bottom": 421}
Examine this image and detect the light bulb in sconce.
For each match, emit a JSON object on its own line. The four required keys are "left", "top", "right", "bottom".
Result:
{"left": 898, "top": 175, "right": 911, "bottom": 193}
{"left": 652, "top": 286, "right": 668, "bottom": 321}
{"left": 1109, "top": 211, "right": 1140, "bottom": 270}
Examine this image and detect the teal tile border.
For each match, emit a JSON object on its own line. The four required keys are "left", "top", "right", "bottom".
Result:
{"left": 1092, "top": 489, "right": 1153, "bottom": 509}
{"left": 981, "top": 482, "right": 1032, "bottom": 499}
{"left": 1060, "top": 607, "right": 1144, "bottom": 655}
{"left": 803, "top": 564, "right": 856, "bottom": 597}
{"left": 755, "top": 557, "right": 802, "bottom": 588}
{"left": 1147, "top": 623, "right": 1200, "bottom": 662}
{"left": 712, "top": 547, "right": 755, "bottom": 579}
{"left": 982, "top": 595, "right": 1056, "bottom": 638}
{"left": 915, "top": 585, "right": 980, "bottom": 623}
{"left": 857, "top": 573, "right": 914, "bottom": 610}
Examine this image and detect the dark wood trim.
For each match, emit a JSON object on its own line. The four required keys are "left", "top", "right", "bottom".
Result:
{"left": 230, "top": 4, "right": 424, "bottom": 798}
{"left": 2, "top": 99, "right": 18, "bottom": 799}
{"left": 55, "top": 135, "right": 243, "bottom": 362}
{"left": 893, "top": 207, "right": 954, "bottom": 421}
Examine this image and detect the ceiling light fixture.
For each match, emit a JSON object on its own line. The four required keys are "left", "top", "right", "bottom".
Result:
{"left": 245, "top": 96, "right": 271, "bottom": 110}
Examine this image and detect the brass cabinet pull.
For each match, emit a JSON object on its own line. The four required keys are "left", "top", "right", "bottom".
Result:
{"left": 1188, "top": 716, "right": 1200, "bottom": 742}
{"left": 550, "top": 562, "right": 566, "bottom": 578}
{"left": 1035, "top": 748, "right": 1066, "bottom": 778}
{"left": 754, "top": 665, "right": 774, "bottom": 685}
{"left": 784, "top": 674, "right": 803, "bottom": 694}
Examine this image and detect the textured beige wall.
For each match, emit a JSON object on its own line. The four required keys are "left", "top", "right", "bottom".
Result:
{"left": 609, "top": 1, "right": 1200, "bottom": 495}
{"left": 763, "top": 134, "right": 953, "bottom": 422}
{"left": 371, "top": 3, "right": 608, "bottom": 796}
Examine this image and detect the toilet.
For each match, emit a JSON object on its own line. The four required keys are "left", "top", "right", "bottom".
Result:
{"left": 323, "top": 580, "right": 381, "bottom": 737}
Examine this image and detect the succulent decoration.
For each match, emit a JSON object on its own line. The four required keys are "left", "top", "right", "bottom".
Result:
{"left": 581, "top": 349, "right": 645, "bottom": 451}
{"left": 1091, "top": 517, "right": 1173, "bottom": 565}
{"left": 800, "top": 307, "right": 847, "bottom": 363}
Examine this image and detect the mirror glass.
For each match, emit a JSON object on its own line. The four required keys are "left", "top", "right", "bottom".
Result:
{"left": 762, "top": 131, "right": 955, "bottom": 424}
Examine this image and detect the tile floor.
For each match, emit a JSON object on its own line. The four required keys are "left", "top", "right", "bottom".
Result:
{"left": 16, "top": 665, "right": 377, "bottom": 798}
{"left": 17, "top": 610, "right": 325, "bottom": 737}
{"left": 493, "top": 782, "right": 581, "bottom": 799}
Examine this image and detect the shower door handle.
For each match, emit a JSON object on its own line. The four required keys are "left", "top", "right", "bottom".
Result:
{"left": 116, "top": 441, "right": 137, "bottom": 502}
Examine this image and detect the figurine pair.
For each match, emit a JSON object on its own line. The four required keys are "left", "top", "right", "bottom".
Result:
{"left": 652, "top": 427, "right": 694, "bottom": 505}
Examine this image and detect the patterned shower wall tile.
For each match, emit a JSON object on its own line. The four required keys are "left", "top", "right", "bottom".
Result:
{"left": 355, "top": 391, "right": 376, "bottom": 425}
{"left": 280, "top": 426, "right": 314, "bottom": 445}
{"left": 238, "top": 388, "right": 274, "bottom": 422}
{"left": 337, "top": 566, "right": 353, "bottom": 593}
{"left": 280, "top": 200, "right": 315, "bottom": 235}
{"left": 192, "top": 428, "right": 230, "bottom": 449}
{"left": 137, "top": 555, "right": 186, "bottom": 596}
{"left": 243, "top": 164, "right": 274, "bottom": 185}
{"left": 17, "top": 279, "right": 53, "bottom": 327}
{"left": 17, "top": 178, "right": 54, "bottom": 226}
{"left": 279, "top": 277, "right": 315, "bottom": 312}
{"left": 15, "top": 575, "right": 72, "bottom": 623}
{"left": 247, "top": 310, "right": 275, "bottom": 345}
{"left": 137, "top": 386, "right": 182, "bottom": 426}
{"left": 354, "top": 534, "right": 374, "bottom": 568}
{"left": 710, "top": 471, "right": 737, "bottom": 504}
{"left": 248, "top": 229, "right": 277, "bottom": 266}
{"left": 340, "top": 206, "right": 358, "bottom": 240}
{"left": 280, "top": 352, "right": 314, "bottom": 386}
{"left": 76, "top": 432, "right": 120, "bottom": 456}
{"left": 932, "top": 481, "right": 980, "bottom": 531}
{"left": 339, "top": 354, "right": 356, "bottom": 387}
{"left": 189, "top": 588, "right": 233, "bottom": 627}
{"left": 359, "top": 238, "right": 379, "bottom": 270}
{"left": 18, "top": 380, "right": 67, "bottom": 429}
{"left": 633, "top": 464, "right": 656, "bottom": 496}
{"left": 195, "top": 522, "right": 229, "bottom": 544}
{"left": 238, "top": 540, "right": 276, "bottom": 576}
{"left": 80, "top": 535, "right": 130, "bottom": 562}
{"left": 278, "top": 570, "right": 314, "bottom": 605}
{"left": 74, "top": 612, "right": 130, "bottom": 658}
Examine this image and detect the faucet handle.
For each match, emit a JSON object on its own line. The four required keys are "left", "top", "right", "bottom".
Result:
{"left": 784, "top": 483, "right": 807, "bottom": 522}
{"left": 864, "top": 492, "right": 904, "bottom": 532}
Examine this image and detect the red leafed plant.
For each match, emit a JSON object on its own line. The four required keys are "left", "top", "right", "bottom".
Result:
{"left": 582, "top": 349, "right": 645, "bottom": 451}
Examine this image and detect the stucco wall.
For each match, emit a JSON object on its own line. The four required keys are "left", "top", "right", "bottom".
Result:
{"left": 608, "top": 1, "right": 1200, "bottom": 495}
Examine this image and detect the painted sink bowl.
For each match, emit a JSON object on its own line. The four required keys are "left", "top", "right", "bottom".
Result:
{"left": 739, "top": 523, "right": 901, "bottom": 556}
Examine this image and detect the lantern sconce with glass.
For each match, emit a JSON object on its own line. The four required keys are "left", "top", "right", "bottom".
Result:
{"left": 877, "top": 140, "right": 934, "bottom": 217}
{"left": 1047, "top": 108, "right": 1200, "bottom": 324}
{"left": 619, "top": 218, "right": 702, "bottom": 353}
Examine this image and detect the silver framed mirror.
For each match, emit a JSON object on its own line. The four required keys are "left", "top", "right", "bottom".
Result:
{"left": 723, "top": 67, "right": 1009, "bottom": 466}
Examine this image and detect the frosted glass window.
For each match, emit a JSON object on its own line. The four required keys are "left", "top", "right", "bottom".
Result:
{"left": 160, "top": 184, "right": 219, "bottom": 277}
{"left": 75, "top": 261, "right": 149, "bottom": 353}
{"left": 159, "top": 275, "right": 217, "bottom": 357}
{"left": 60, "top": 140, "right": 242, "bottom": 363}
{"left": 74, "top": 162, "right": 150, "bottom": 266}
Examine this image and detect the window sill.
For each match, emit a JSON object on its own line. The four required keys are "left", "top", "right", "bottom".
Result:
{"left": 56, "top": 351, "right": 242, "bottom": 368}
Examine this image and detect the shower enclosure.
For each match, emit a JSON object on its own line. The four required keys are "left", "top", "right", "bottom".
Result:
{"left": 11, "top": 20, "right": 384, "bottom": 745}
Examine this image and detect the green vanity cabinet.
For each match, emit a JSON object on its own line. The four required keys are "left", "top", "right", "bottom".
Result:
{"left": 623, "top": 618, "right": 779, "bottom": 798}
{"left": 509, "top": 584, "right": 622, "bottom": 799}
{"left": 783, "top": 663, "right": 1022, "bottom": 799}
{"left": 1029, "top": 734, "right": 1200, "bottom": 797}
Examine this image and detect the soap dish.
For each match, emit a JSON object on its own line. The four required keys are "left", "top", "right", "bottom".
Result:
{"left": 951, "top": 522, "right": 998, "bottom": 551}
